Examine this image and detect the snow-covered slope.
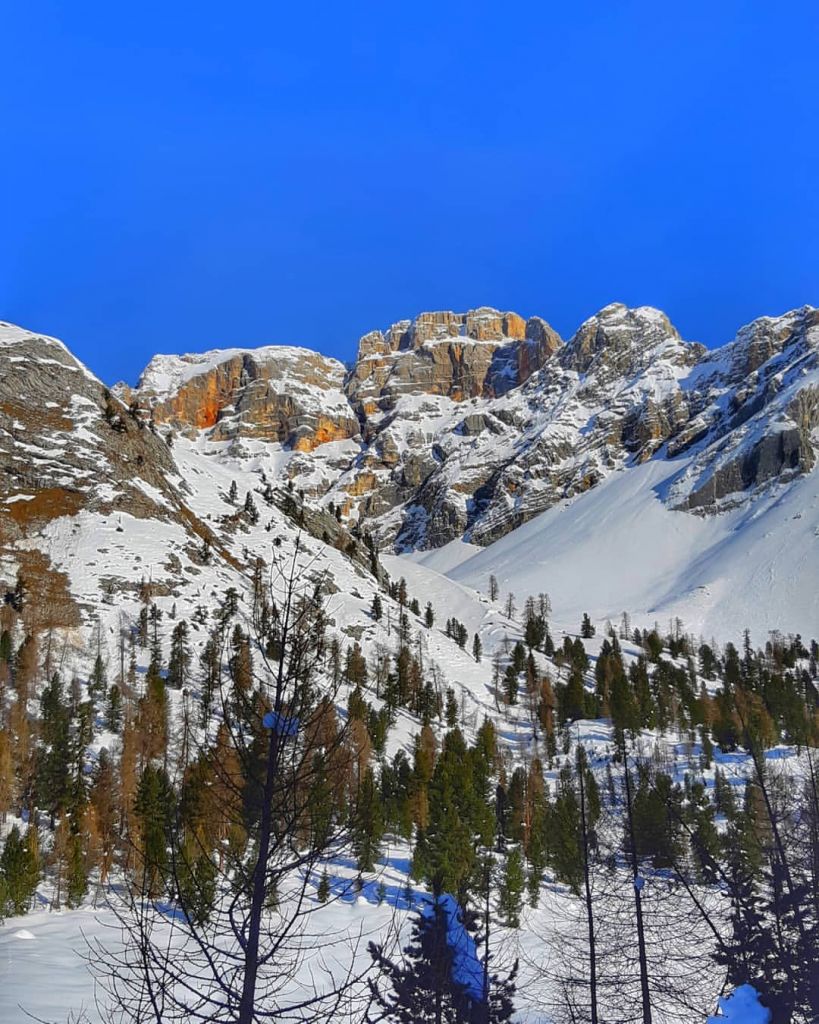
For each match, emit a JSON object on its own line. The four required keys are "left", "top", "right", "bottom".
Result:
{"left": 446, "top": 452, "right": 819, "bottom": 641}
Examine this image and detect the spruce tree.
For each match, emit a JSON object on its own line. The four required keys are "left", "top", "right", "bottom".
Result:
{"left": 65, "top": 832, "right": 88, "bottom": 908}
{"left": 317, "top": 868, "right": 330, "bottom": 903}
{"left": 497, "top": 847, "right": 524, "bottom": 928}
{"left": 106, "top": 683, "right": 123, "bottom": 732}
{"left": 550, "top": 765, "right": 583, "bottom": 894}
{"left": 134, "top": 764, "right": 175, "bottom": 897}
{"left": 352, "top": 767, "right": 384, "bottom": 873}
{"left": 168, "top": 619, "right": 191, "bottom": 689}
{"left": 89, "top": 653, "right": 107, "bottom": 698}
{"left": 368, "top": 897, "right": 474, "bottom": 1023}
{"left": 0, "top": 825, "right": 39, "bottom": 916}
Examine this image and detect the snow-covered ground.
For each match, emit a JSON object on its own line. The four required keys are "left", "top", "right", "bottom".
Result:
{"left": 445, "top": 455, "right": 819, "bottom": 643}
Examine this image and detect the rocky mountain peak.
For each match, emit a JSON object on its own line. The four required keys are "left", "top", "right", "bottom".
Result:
{"left": 560, "top": 303, "right": 702, "bottom": 377}
{"left": 131, "top": 344, "right": 360, "bottom": 452}
{"left": 347, "top": 307, "right": 563, "bottom": 415}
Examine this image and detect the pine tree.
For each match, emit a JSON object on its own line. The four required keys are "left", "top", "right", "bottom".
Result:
{"left": 425, "top": 602, "right": 435, "bottom": 629}
{"left": 134, "top": 763, "right": 175, "bottom": 897}
{"left": 352, "top": 767, "right": 384, "bottom": 873}
{"left": 441, "top": 689, "right": 457, "bottom": 730}
{"left": 228, "top": 479, "right": 238, "bottom": 504}
{"left": 65, "top": 831, "right": 88, "bottom": 908}
{"left": 243, "top": 491, "right": 259, "bottom": 525}
{"left": 503, "top": 666, "right": 519, "bottom": 706}
{"left": 368, "top": 897, "right": 475, "bottom": 1023}
{"left": 317, "top": 868, "right": 331, "bottom": 903}
{"left": 177, "top": 837, "right": 217, "bottom": 927}
{"left": 167, "top": 619, "right": 191, "bottom": 689}
{"left": 0, "top": 825, "right": 39, "bottom": 916}
{"left": 561, "top": 669, "right": 587, "bottom": 724}
{"left": 371, "top": 593, "right": 383, "bottom": 621}
{"left": 37, "top": 672, "right": 72, "bottom": 826}
{"left": 473, "top": 633, "right": 482, "bottom": 663}
{"left": 106, "top": 683, "right": 123, "bottom": 732}
{"left": 498, "top": 847, "right": 524, "bottom": 928}
{"left": 89, "top": 653, "right": 107, "bottom": 698}
{"left": 550, "top": 765, "right": 583, "bottom": 894}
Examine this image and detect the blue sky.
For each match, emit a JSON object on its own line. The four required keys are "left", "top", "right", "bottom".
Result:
{"left": 2, "top": 1, "right": 818, "bottom": 384}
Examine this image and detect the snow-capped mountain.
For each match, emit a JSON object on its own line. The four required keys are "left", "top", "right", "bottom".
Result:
{"left": 2, "top": 300, "right": 818, "bottom": 643}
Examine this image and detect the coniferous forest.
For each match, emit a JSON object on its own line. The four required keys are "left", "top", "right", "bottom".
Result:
{"left": 1, "top": 544, "right": 817, "bottom": 1024}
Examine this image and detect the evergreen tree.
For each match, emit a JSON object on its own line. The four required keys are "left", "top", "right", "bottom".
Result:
{"left": 473, "top": 633, "right": 482, "bottom": 663}
{"left": 368, "top": 897, "right": 475, "bottom": 1023}
{"left": 0, "top": 825, "right": 39, "bottom": 916}
{"left": 561, "top": 669, "right": 587, "bottom": 724}
{"left": 89, "top": 653, "right": 107, "bottom": 698}
{"left": 352, "top": 767, "right": 384, "bottom": 873}
{"left": 177, "top": 838, "right": 217, "bottom": 927}
{"left": 134, "top": 764, "right": 175, "bottom": 897}
{"left": 36, "top": 673, "right": 72, "bottom": 826}
{"left": 106, "top": 683, "right": 123, "bottom": 732}
{"left": 497, "top": 847, "right": 524, "bottom": 928}
{"left": 65, "top": 831, "right": 88, "bottom": 908}
{"left": 445, "top": 689, "right": 460, "bottom": 729}
{"left": 371, "top": 593, "right": 383, "bottom": 621}
{"left": 503, "top": 666, "right": 518, "bottom": 706}
{"left": 425, "top": 602, "right": 435, "bottom": 629}
{"left": 550, "top": 765, "right": 583, "bottom": 894}
{"left": 167, "top": 620, "right": 191, "bottom": 689}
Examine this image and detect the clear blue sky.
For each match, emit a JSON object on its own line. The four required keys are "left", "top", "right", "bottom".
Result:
{"left": 3, "top": 2, "right": 818, "bottom": 385}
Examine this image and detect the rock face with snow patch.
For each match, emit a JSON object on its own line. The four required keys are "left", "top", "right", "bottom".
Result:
{"left": 0, "top": 323, "right": 181, "bottom": 539}
{"left": 133, "top": 346, "right": 361, "bottom": 452}
{"left": 346, "top": 307, "right": 563, "bottom": 414}
{"left": 667, "top": 306, "right": 819, "bottom": 512}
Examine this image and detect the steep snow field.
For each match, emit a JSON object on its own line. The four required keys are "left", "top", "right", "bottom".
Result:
{"left": 444, "top": 457, "right": 819, "bottom": 643}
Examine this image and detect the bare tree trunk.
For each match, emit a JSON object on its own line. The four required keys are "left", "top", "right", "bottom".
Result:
{"left": 577, "top": 750, "right": 599, "bottom": 1024}
{"left": 238, "top": 726, "right": 281, "bottom": 1024}
{"left": 623, "top": 762, "right": 652, "bottom": 1024}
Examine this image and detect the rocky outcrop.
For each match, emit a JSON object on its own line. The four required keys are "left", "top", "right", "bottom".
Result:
{"left": 681, "top": 428, "right": 809, "bottom": 511}
{"left": 345, "top": 307, "right": 563, "bottom": 412}
{"left": 0, "top": 323, "right": 189, "bottom": 544}
{"left": 136, "top": 347, "right": 361, "bottom": 451}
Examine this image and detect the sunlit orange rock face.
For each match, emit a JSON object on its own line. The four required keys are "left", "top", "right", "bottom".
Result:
{"left": 137, "top": 308, "right": 564, "bottom": 452}
{"left": 346, "top": 307, "right": 563, "bottom": 412}
{"left": 292, "top": 418, "right": 356, "bottom": 452}
{"left": 141, "top": 349, "right": 361, "bottom": 451}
